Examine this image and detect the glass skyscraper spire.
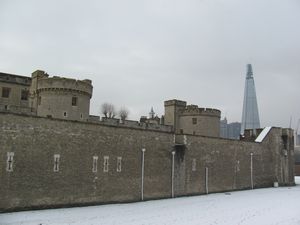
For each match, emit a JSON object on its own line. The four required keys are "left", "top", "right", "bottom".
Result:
{"left": 241, "top": 64, "right": 260, "bottom": 135}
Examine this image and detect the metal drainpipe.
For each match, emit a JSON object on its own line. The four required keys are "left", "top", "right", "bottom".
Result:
{"left": 250, "top": 152, "right": 253, "bottom": 189}
{"left": 141, "top": 148, "right": 146, "bottom": 201}
{"left": 171, "top": 151, "right": 175, "bottom": 198}
{"left": 205, "top": 167, "right": 209, "bottom": 194}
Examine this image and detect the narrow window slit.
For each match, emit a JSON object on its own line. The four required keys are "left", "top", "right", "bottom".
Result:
{"left": 54, "top": 154, "right": 60, "bottom": 172}
{"left": 6, "top": 152, "right": 14, "bottom": 172}
{"left": 92, "top": 156, "right": 98, "bottom": 173}
{"left": 117, "top": 157, "right": 122, "bottom": 172}
{"left": 103, "top": 156, "right": 109, "bottom": 172}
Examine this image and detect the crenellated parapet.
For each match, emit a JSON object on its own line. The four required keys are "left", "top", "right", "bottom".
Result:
{"left": 0, "top": 72, "right": 31, "bottom": 86}
{"left": 37, "top": 76, "right": 92, "bottom": 98}
{"left": 180, "top": 105, "right": 221, "bottom": 118}
{"left": 93, "top": 117, "right": 173, "bottom": 132}
{"left": 164, "top": 99, "right": 187, "bottom": 107}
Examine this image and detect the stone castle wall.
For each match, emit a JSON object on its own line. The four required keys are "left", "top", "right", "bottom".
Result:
{"left": 0, "top": 113, "right": 294, "bottom": 212}
{"left": 164, "top": 100, "right": 221, "bottom": 137}
{"left": 0, "top": 73, "right": 31, "bottom": 111}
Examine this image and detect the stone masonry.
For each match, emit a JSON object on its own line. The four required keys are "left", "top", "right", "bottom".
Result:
{"left": 0, "top": 112, "right": 295, "bottom": 212}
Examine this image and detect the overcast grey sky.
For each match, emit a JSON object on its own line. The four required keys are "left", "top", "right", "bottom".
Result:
{"left": 0, "top": 0, "right": 299, "bottom": 129}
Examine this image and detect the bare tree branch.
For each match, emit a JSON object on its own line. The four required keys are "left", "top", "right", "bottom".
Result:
{"left": 101, "top": 103, "right": 116, "bottom": 118}
{"left": 119, "top": 107, "right": 129, "bottom": 121}
{"left": 108, "top": 104, "right": 116, "bottom": 118}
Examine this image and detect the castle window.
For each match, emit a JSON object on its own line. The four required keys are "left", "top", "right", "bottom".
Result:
{"left": 2, "top": 87, "right": 11, "bottom": 98}
{"left": 180, "top": 129, "right": 183, "bottom": 134}
{"left": 38, "top": 96, "right": 41, "bottom": 105}
{"left": 63, "top": 112, "right": 67, "bottom": 117}
{"left": 103, "top": 156, "right": 109, "bottom": 172}
{"left": 192, "top": 118, "right": 197, "bottom": 125}
{"left": 53, "top": 154, "right": 60, "bottom": 172}
{"left": 80, "top": 114, "right": 83, "bottom": 119}
{"left": 117, "top": 157, "right": 122, "bottom": 172}
{"left": 192, "top": 158, "right": 197, "bottom": 171}
{"left": 92, "top": 156, "right": 98, "bottom": 173}
{"left": 72, "top": 97, "right": 77, "bottom": 106}
{"left": 6, "top": 152, "right": 14, "bottom": 172}
{"left": 21, "top": 90, "right": 29, "bottom": 100}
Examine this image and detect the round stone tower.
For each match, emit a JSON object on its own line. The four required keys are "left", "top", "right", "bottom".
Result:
{"left": 30, "top": 70, "right": 92, "bottom": 121}
{"left": 178, "top": 105, "right": 221, "bottom": 137}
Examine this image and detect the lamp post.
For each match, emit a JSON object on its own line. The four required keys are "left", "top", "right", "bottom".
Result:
{"left": 141, "top": 148, "right": 146, "bottom": 200}
{"left": 205, "top": 167, "right": 209, "bottom": 194}
{"left": 250, "top": 152, "right": 253, "bottom": 189}
{"left": 171, "top": 151, "right": 175, "bottom": 198}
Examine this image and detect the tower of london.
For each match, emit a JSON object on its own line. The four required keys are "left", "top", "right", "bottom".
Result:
{"left": 0, "top": 70, "right": 295, "bottom": 212}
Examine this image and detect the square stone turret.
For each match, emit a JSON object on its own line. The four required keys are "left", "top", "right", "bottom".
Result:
{"left": 164, "top": 99, "right": 221, "bottom": 137}
{"left": 164, "top": 100, "right": 187, "bottom": 133}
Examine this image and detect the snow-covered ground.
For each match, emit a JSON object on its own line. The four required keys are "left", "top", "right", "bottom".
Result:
{"left": 1, "top": 177, "right": 300, "bottom": 225}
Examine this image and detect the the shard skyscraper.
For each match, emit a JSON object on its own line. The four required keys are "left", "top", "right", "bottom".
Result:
{"left": 241, "top": 64, "right": 260, "bottom": 135}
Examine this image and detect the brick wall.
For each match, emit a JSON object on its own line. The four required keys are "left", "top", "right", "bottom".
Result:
{"left": 0, "top": 113, "right": 294, "bottom": 212}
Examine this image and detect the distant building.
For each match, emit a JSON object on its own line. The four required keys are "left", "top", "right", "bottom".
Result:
{"left": 220, "top": 118, "right": 241, "bottom": 140}
{"left": 220, "top": 118, "right": 228, "bottom": 138}
{"left": 295, "top": 146, "right": 300, "bottom": 176}
{"left": 297, "top": 134, "right": 300, "bottom": 146}
{"left": 0, "top": 72, "right": 32, "bottom": 113}
{"left": 228, "top": 122, "right": 241, "bottom": 139}
{"left": 140, "top": 107, "right": 161, "bottom": 125}
{"left": 241, "top": 64, "right": 260, "bottom": 135}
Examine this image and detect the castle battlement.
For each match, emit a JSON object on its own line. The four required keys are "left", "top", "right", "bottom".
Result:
{"left": 37, "top": 76, "right": 93, "bottom": 98}
{"left": 0, "top": 72, "right": 31, "bottom": 86}
{"left": 90, "top": 117, "right": 173, "bottom": 132}
{"left": 180, "top": 105, "right": 221, "bottom": 117}
{"left": 164, "top": 99, "right": 187, "bottom": 107}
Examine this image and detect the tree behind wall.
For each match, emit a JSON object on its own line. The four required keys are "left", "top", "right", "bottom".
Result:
{"left": 101, "top": 103, "right": 116, "bottom": 118}
{"left": 119, "top": 107, "right": 129, "bottom": 121}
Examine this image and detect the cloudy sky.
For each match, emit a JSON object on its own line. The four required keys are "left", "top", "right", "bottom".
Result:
{"left": 0, "top": 0, "right": 299, "bottom": 129}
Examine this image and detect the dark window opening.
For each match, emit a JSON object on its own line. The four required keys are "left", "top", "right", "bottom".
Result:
{"left": 54, "top": 155, "right": 60, "bottom": 172}
{"left": 54, "top": 161, "right": 58, "bottom": 171}
{"left": 2, "top": 87, "right": 11, "bottom": 98}
{"left": 180, "top": 129, "right": 183, "bottom": 134}
{"left": 174, "top": 144, "right": 186, "bottom": 162}
{"left": 21, "top": 90, "right": 29, "bottom": 100}
{"left": 72, "top": 97, "right": 77, "bottom": 106}
{"left": 63, "top": 112, "right": 67, "bottom": 117}
{"left": 282, "top": 135, "right": 288, "bottom": 150}
{"left": 192, "top": 118, "right": 197, "bottom": 124}
{"left": 38, "top": 96, "right": 41, "bottom": 105}
{"left": 7, "top": 156, "right": 13, "bottom": 170}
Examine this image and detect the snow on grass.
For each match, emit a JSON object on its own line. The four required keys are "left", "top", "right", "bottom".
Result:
{"left": 1, "top": 177, "right": 300, "bottom": 225}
